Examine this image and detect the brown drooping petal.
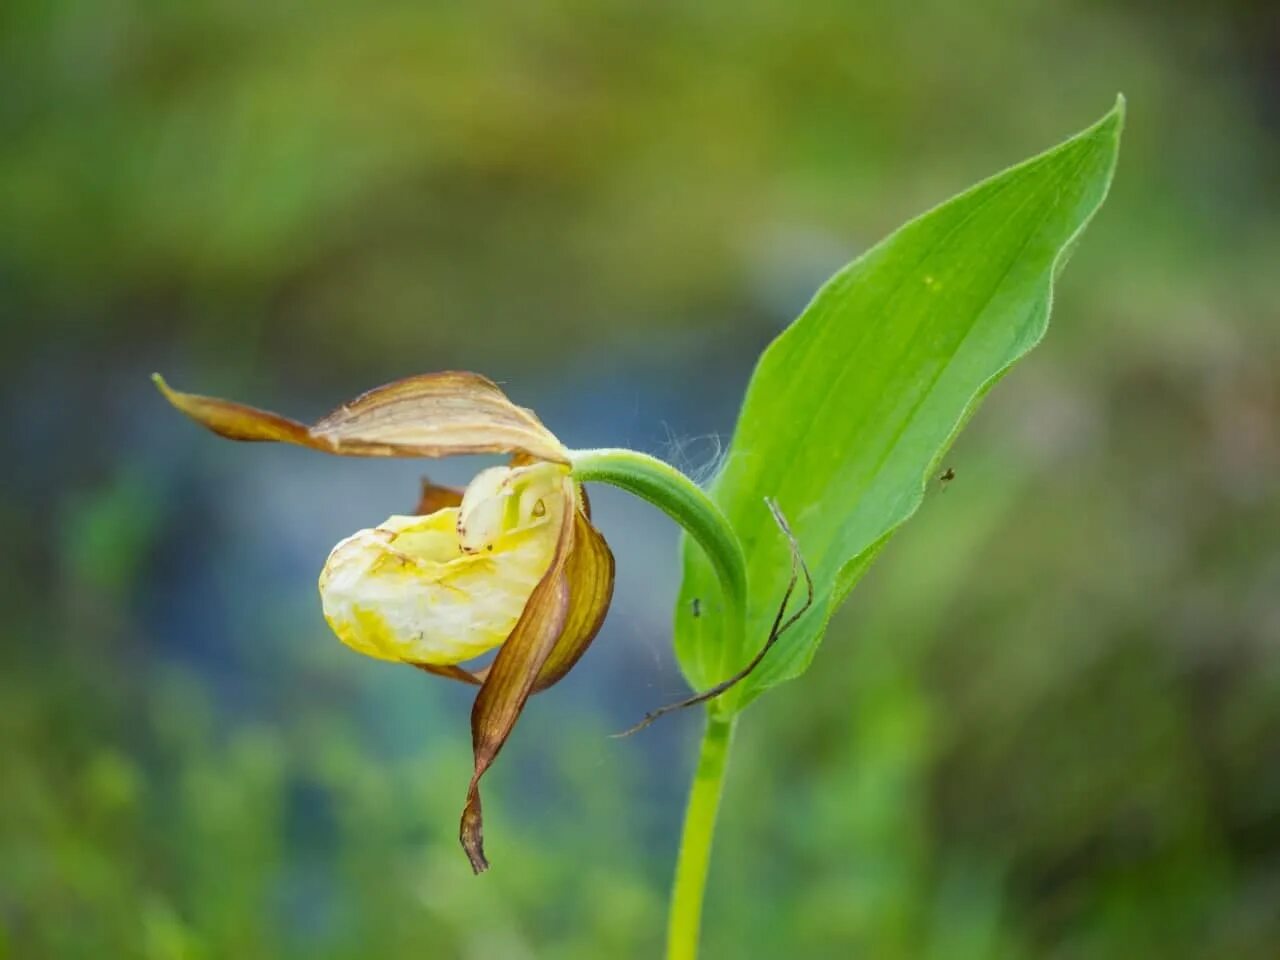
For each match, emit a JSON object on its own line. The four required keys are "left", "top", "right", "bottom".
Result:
{"left": 405, "top": 501, "right": 613, "bottom": 694}
{"left": 154, "top": 371, "right": 569, "bottom": 464}
{"left": 531, "top": 506, "right": 614, "bottom": 692}
{"left": 460, "top": 482, "right": 577, "bottom": 873}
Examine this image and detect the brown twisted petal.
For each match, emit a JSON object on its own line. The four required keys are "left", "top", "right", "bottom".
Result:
{"left": 530, "top": 506, "right": 614, "bottom": 692}
{"left": 408, "top": 500, "right": 613, "bottom": 694}
{"left": 153, "top": 371, "right": 569, "bottom": 465}
{"left": 460, "top": 480, "right": 577, "bottom": 873}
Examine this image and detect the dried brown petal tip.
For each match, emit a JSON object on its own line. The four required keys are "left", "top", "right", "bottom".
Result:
{"left": 460, "top": 785, "right": 489, "bottom": 874}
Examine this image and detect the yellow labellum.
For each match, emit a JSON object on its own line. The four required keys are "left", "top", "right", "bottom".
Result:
{"left": 319, "top": 462, "right": 569, "bottom": 665}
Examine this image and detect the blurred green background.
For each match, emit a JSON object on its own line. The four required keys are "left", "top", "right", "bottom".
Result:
{"left": 3, "top": 1, "right": 1278, "bottom": 957}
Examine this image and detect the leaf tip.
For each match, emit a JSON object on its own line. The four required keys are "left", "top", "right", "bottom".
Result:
{"left": 1072, "top": 96, "right": 1125, "bottom": 177}
{"left": 1108, "top": 92, "right": 1127, "bottom": 135}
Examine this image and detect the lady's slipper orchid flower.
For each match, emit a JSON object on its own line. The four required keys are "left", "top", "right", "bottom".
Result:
{"left": 154, "top": 371, "right": 614, "bottom": 873}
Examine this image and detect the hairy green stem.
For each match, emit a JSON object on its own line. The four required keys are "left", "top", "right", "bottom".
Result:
{"left": 569, "top": 447, "right": 747, "bottom": 653}
{"left": 667, "top": 712, "right": 735, "bottom": 959}
{"left": 569, "top": 448, "right": 745, "bottom": 959}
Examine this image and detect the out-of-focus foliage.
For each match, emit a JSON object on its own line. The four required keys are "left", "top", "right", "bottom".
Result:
{"left": 2, "top": 0, "right": 1278, "bottom": 957}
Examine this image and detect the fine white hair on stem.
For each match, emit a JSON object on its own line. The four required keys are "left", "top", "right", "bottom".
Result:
{"left": 659, "top": 423, "right": 728, "bottom": 488}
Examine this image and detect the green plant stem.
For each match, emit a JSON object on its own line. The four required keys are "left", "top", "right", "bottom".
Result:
{"left": 667, "top": 711, "right": 735, "bottom": 960}
{"left": 568, "top": 447, "right": 747, "bottom": 653}
{"left": 569, "top": 448, "right": 745, "bottom": 958}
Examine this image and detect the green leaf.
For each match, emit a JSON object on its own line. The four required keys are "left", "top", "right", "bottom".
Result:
{"left": 675, "top": 98, "right": 1124, "bottom": 713}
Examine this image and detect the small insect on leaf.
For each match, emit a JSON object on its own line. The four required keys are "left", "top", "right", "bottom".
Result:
{"left": 939, "top": 467, "right": 956, "bottom": 490}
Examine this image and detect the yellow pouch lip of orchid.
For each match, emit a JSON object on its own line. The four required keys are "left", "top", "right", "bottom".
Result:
{"left": 318, "top": 464, "right": 570, "bottom": 667}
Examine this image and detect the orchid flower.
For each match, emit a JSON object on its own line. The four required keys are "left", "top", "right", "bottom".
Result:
{"left": 154, "top": 369, "right": 790, "bottom": 878}
{"left": 155, "top": 371, "right": 616, "bottom": 872}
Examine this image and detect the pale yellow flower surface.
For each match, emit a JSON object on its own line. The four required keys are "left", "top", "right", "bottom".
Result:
{"left": 319, "top": 462, "right": 569, "bottom": 665}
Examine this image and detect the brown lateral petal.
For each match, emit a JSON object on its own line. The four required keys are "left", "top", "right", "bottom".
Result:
{"left": 414, "top": 479, "right": 464, "bottom": 515}
{"left": 154, "top": 371, "right": 569, "bottom": 464}
{"left": 405, "top": 504, "right": 612, "bottom": 694}
{"left": 460, "top": 483, "right": 576, "bottom": 873}
{"left": 531, "top": 507, "right": 614, "bottom": 692}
